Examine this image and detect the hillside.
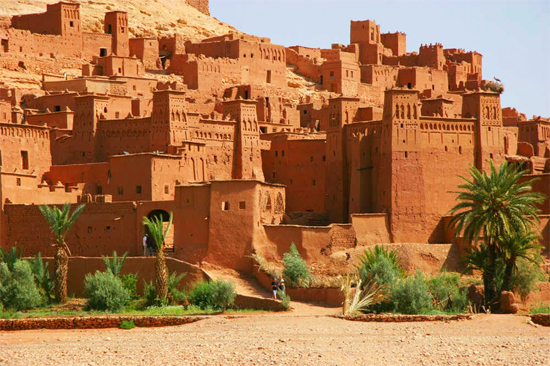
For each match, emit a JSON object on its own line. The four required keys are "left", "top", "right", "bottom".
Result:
{"left": 0, "top": 0, "right": 239, "bottom": 40}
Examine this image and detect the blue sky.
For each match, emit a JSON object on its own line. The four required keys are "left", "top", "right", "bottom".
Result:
{"left": 210, "top": 0, "right": 550, "bottom": 118}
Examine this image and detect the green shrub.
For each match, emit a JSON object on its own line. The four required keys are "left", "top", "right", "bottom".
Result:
{"left": 84, "top": 270, "right": 130, "bottom": 312}
{"left": 282, "top": 243, "right": 311, "bottom": 287}
{"left": 510, "top": 257, "right": 545, "bottom": 302}
{"left": 121, "top": 273, "right": 138, "bottom": 300}
{"left": 357, "top": 246, "right": 404, "bottom": 285}
{"left": 0, "top": 260, "right": 43, "bottom": 311}
{"left": 119, "top": 320, "right": 136, "bottom": 329}
{"left": 390, "top": 270, "right": 433, "bottom": 314}
{"left": 529, "top": 303, "right": 550, "bottom": 314}
{"left": 102, "top": 251, "right": 128, "bottom": 277}
{"left": 427, "top": 272, "right": 469, "bottom": 313}
{"left": 277, "top": 290, "right": 291, "bottom": 311}
{"left": 168, "top": 271, "right": 187, "bottom": 304}
{"left": 0, "top": 246, "right": 22, "bottom": 271}
{"left": 27, "top": 253, "right": 54, "bottom": 303}
{"left": 188, "top": 279, "right": 236, "bottom": 311}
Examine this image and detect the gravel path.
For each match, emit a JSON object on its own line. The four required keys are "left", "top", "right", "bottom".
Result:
{"left": 0, "top": 314, "right": 548, "bottom": 365}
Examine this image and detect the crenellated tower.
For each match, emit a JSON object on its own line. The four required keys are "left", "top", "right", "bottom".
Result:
{"left": 104, "top": 11, "right": 129, "bottom": 57}
{"left": 151, "top": 90, "right": 188, "bottom": 152}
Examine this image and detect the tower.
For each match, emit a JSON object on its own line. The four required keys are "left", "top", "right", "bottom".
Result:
{"left": 223, "top": 100, "right": 264, "bottom": 180}
{"left": 325, "top": 96, "right": 360, "bottom": 223}
{"left": 104, "top": 11, "right": 129, "bottom": 57}
{"left": 462, "top": 91, "right": 505, "bottom": 170}
{"left": 381, "top": 88, "right": 427, "bottom": 242}
{"left": 350, "top": 20, "right": 384, "bottom": 65}
{"left": 150, "top": 90, "right": 188, "bottom": 152}
{"left": 73, "top": 94, "right": 110, "bottom": 163}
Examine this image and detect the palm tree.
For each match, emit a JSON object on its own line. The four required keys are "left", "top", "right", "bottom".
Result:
{"left": 142, "top": 212, "right": 173, "bottom": 301}
{"left": 448, "top": 161, "right": 544, "bottom": 310}
{"left": 499, "top": 230, "right": 542, "bottom": 293}
{"left": 39, "top": 203, "right": 86, "bottom": 303}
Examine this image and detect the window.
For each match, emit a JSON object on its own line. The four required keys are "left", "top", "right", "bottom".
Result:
{"left": 133, "top": 85, "right": 137, "bottom": 91}
{"left": 222, "top": 202, "right": 230, "bottom": 211}
{"left": 322, "top": 155, "right": 326, "bottom": 162}
{"left": 108, "top": 24, "right": 112, "bottom": 34}
{"left": 121, "top": 27, "right": 125, "bottom": 33}
{"left": 310, "top": 156, "right": 314, "bottom": 162}
{"left": 266, "top": 70, "right": 272, "bottom": 84}
{"left": 21, "top": 151, "right": 29, "bottom": 169}
{"left": 303, "top": 110, "right": 307, "bottom": 115}
{"left": 275, "top": 151, "right": 278, "bottom": 157}
{"left": 96, "top": 186, "right": 103, "bottom": 194}
{"left": 239, "top": 201, "right": 246, "bottom": 209}
{"left": 0, "top": 150, "right": 2, "bottom": 166}
{"left": 330, "top": 71, "right": 334, "bottom": 77}
{"left": 251, "top": 53, "right": 254, "bottom": 58}
{"left": 351, "top": 71, "right": 354, "bottom": 78}
{"left": 272, "top": 172, "right": 276, "bottom": 179}
{"left": 282, "top": 150, "right": 285, "bottom": 157}
{"left": 115, "top": 112, "right": 120, "bottom": 118}
{"left": 118, "top": 187, "right": 123, "bottom": 195}
{"left": 136, "top": 185, "right": 142, "bottom": 194}
{"left": 118, "top": 68, "right": 122, "bottom": 73}
{"left": 16, "top": 178, "right": 21, "bottom": 186}
{"left": 244, "top": 90, "right": 249, "bottom": 99}
{"left": 54, "top": 105, "right": 61, "bottom": 112}
{"left": 312, "top": 180, "right": 316, "bottom": 186}
{"left": 165, "top": 185, "right": 169, "bottom": 194}
{"left": 69, "top": 21, "right": 74, "bottom": 27}
{"left": 346, "top": 70, "right": 349, "bottom": 77}
{"left": 100, "top": 48, "right": 107, "bottom": 57}
{"left": 105, "top": 226, "right": 111, "bottom": 232}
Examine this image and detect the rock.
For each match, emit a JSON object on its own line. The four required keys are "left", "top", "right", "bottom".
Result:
{"left": 467, "top": 284, "right": 485, "bottom": 312}
{"left": 500, "top": 291, "right": 519, "bottom": 314}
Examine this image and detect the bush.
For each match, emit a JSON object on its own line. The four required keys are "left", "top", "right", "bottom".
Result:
{"left": 510, "top": 257, "right": 545, "bottom": 302}
{"left": 27, "top": 253, "right": 54, "bottom": 303}
{"left": 188, "top": 279, "right": 236, "bottom": 311}
{"left": 427, "top": 272, "right": 469, "bottom": 313}
{"left": 0, "top": 246, "right": 22, "bottom": 271}
{"left": 84, "top": 270, "right": 130, "bottom": 312}
{"left": 121, "top": 273, "right": 138, "bottom": 300}
{"left": 282, "top": 243, "right": 311, "bottom": 287}
{"left": 390, "top": 270, "right": 433, "bottom": 314}
{"left": 119, "top": 320, "right": 136, "bottom": 329}
{"left": 357, "top": 246, "right": 404, "bottom": 285}
{"left": 0, "top": 260, "right": 43, "bottom": 311}
{"left": 277, "top": 290, "right": 291, "bottom": 311}
{"left": 168, "top": 271, "right": 187, "bottom": 304}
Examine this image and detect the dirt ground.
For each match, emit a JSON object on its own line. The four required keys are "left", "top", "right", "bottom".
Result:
{"left": 0, "top": 310, "right": 548, "bottom": 366}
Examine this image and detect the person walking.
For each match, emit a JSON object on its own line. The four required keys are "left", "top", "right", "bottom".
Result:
{"left": 146, "top": 234, "right": 155, "bottom": 257}
{"left": 142, "top": 233, "right": 149, "bottom": 257}
{"left": 271, "top": 277, "right": 279, "bottom": 299}
{"left": 278, "top": 278, "right": 285, "bottom": 295}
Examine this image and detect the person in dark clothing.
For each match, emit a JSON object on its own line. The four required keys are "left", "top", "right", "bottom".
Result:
{"left": 271, "top": 278, "right": 278, "bottom": 299}
{"left": 146, "top": 235, "right": 156, "bottom": 256}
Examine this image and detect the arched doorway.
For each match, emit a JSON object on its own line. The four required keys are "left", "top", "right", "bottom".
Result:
{"left": 146, "top": 209, "right": 174, "bottom": 252}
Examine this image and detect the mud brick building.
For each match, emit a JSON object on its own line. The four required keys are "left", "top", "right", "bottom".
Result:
{"left": 0, "top": 3, "right": 548, "bottom": 274}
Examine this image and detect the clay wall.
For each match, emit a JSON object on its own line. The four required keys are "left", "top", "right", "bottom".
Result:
{"left": 11, "top": 2, "right": 81, "bottom": 38}
{"left": 418, "top": 44, "right": 445, "bottom": 70}
{"left": 350, "top": 213, "right": 390, "bottom": 245}
{"left": 45, "top": 162, "right": 110, "bottom": 197}
{"left": 29, "top": 92, "right": 78, "bottom": 113}
{"left": 94, "top": 56, "right": 144, "bottom": 77}
{"left": 96, "top": 117, "right": 151, "bottom": 161}
{"left": 261, "top": 134, "right": 326, "bottom": 212}
{"left": 288, "top": 46, "right": 321, "bottom": 59}
{"left": 517, "top": 120, "right": 550, "bottom": 157}
{"left": 129, "top": 38, "right": 159, "bottom": 69}
{"left": 286, "top": 48, "right": 322, "bottom": 83}
{"left": 26, "top": 110, "right": 74, "bottom": 129}
{"left": 82, "top": 33, "right": 112, "bottom": 60}
{"left": 321, "top": 60, "right": 360, "bottom": 95}
{"left": 4, "top": 202, "right": 138, "bottom": 257}
{"left": 3, "top": 28, "right": 82, "bottom": 58}
{"left": 173, "top": 184, "right": 210, "bottom": 263}
{"left": 397, "top": 67, "right": 448, "bottom": 92}
{"left": 0, "top": 101, "right": 11, "bottom": 123}
{"left": 360, "top": 64, "right": 399, "bottom": 88}
{"left": 381, "top": 32, "right": 406, "bottom": 56}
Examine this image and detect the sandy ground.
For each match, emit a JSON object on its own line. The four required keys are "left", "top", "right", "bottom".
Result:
{"left": 0, "top": 312, "right": 548, "bottom": 366}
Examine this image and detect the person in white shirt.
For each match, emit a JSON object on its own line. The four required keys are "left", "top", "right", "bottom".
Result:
{"left": 143, "top": 234, "right": 148, "bottom": 257}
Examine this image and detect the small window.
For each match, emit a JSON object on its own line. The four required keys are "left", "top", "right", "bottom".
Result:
{"left": 96, "top": 186, "right": 103, "bottom": 194}
{"left": 266, "top": 70, "right": 272, "bottom": 84}
{"left": 0, "top": 150, "right": 2, "bottom": 166}
{"left": 118, "top": 187, "right": 123, "bottom": 195}
{"left": 346, "top": 70, "right": 349, "bottom": 77}
{"left": 239, "top": 201, "right": 246, "bottom": 209}
{"left": 121, "top": 27, "right": 125, "bottom": 33}
{"left": 251, "top": 53, "right": 254, "bottom": 58}
{"left": 105, "top": 226, "right": 111, "bottom": 232}
{"left": 108, "top": 24, "right": 112, "bottom": 34}
{"left": 282, "top": 150, "right": 285, "bottom": 157}
{"left": 275, "top": 151, "right": 278, "bottom": 157}
{"left": 16, "top": 178, "right": 21, "bottom": 186}
{"left": 312, "top": 180, "right": 316, "bottom": 186}
{"left": 330, "top": 71, "right": 334, "bottom": 77}
{"left": 87, "top": 226, "right": 93, "bottom": 234}
{"left": 21, "top": 151, "right": 29, "bottom": 170}
{"left": 290, "top": 179, "right": 293, "bottom": 184}
{"left": 136, "top": 185, "right": 142, "bottom": 194}
{"left": 272, "top": 172, "right": 276, "bottom": 179}
{"left": 133, "top": 85, "right": 137, "bottom": 91}
{"left": 322, "top": 155, "right": 326, "bottom": 161}
{"left": 222, "top": 202, "right": 230, "bottom": 211}
{"left": 69, "top": 21, "right": 74, "bottom": 27}
{"left": 115, "top": 112, "right": 120, "bottom": 118}
{"left": 165, "top": 185, "right": 169, "bottom": 194}
{"left": 304, "top": 110, "right": 308, "bottom": 115}
{"left": 490, "top": 153, "right": 494, "bottom": 159}
{"left": 100, "top": 48, "right": 107, "bottom": 57}
{"left": 118, "top": 68, "right": 122, "bottom": 73}
{"left": 54, "top": 105, "right": 61, "bottom": 112}
{"left": 310, "top": 156, "right": 314, "bottom": 162}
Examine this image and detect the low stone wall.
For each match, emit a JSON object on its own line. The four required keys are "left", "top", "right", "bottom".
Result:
{"left": 530, "top": 314, "right": 550, "bottom": 327}
{"left": 340, "top": 314, "right": 472, "bottom": 323}
{"left": 253, "top": 264, "right": 343, "bottom": 307}
{"left": 0, "top": 316, "right": 201, "bottom": 331}
{"left": 233, "top": 294, "right": 285, "bottom": 311}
